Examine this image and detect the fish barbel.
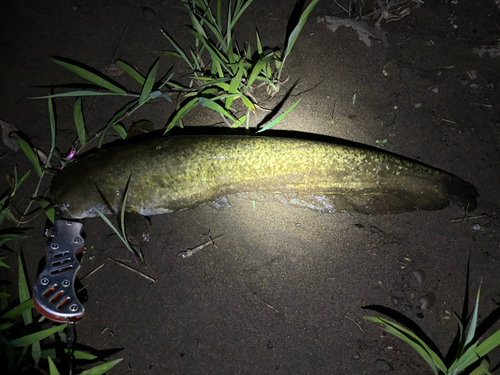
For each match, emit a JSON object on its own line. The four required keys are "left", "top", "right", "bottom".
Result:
{"left": 49, "top": 135, "right": 478, "bottom": 219}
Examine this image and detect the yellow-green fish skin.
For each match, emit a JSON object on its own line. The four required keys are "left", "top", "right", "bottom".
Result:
{"left": 49, "top": 135, "right": 478, "bottom": 219}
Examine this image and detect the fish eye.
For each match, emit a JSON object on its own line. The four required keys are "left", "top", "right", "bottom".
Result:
{"left": 63, "top": 202, "right": 70, "bottom": 208}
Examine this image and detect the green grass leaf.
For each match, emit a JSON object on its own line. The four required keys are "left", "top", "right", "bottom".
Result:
{"left": 476, "top": 329, "right": 500, "bottom": 357}
{"left": 18, "top": 255, "right": 32, "bottom": 326}
{"left": 48, "top": 357, "right": 61, "bottom": 375}
{"left": 247, "top": 53, "right": 275, "bottom": 87}
{"left": 161, "top": 30, "right": 195, "bottom": 70}
{"left": 51, "top": 58, "right": 126, "bottom": 94}
{"left": 279, "top": 0, "right": 319, "bottom": 78}
{"left": 74, "top": 97, "right": 86, "bottom": 147}
{"left": 0, "top": 256, "right": 9, "bottom": 268}
{"left": 139, "top": 59, "right": 159, "bottom": 105}
{"left": 94, "top": 209, "right": 140, "bottom": 260}
{"left": 240, "top": 93, "right": 256, "bottom": 112}
{"left": 1, "top": 298, "right": 35, "bottom": 320}
{"left": 465, "top": 286, "right": 481, "bottom": 347}
{"left": 33, "top": 91, "right": 130, "bottom": 99}
{"left": 448, "top": 342, "right": 479, "bottom": 373}
{"left": 11, "top": 135, "right": 43, "bottom": 177}
{"left": 164, "top": 97, "right": 199, "bottom": 134}
{"left": 199, "top": 97, "right": 239, "bottom": 124}
{"left": 41, "top": 348, "right": 98, "bottom": 360}
{"left": 47, "top": 97, "right": 56, "bottom": 167}
{"left": 116, "top": 60, "right": 145, "bottom": 85}
{"left": 231, "top": 0, "right": 253, "bottom": 29}
{"left": 9, "top": 323, "right": 67, "bottom": 347}
{"left": 112, "top": 124, "right": 128, "bottom": 140}
{"left": 97, "top": 99, "right": 139, "bottom": 148}
{"left": 79, "top": 358, "right": 123, "bottom": 375}
{"left": 38, "top": 198, "right": 55, "bottom": 224}
{"left": 364, "top": 316, "right": 446, "bottom": 374}
{"left": 257, "top": 99, "right": 301, "bottom": 133}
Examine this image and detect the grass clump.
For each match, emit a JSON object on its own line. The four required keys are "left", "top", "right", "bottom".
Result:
{"left": 160, "top": 0, "right": 319, "bottom": 131}
{"left": 364, "top": 283, "right": 500, "bottom": 375}
{"left": 35, "top": 0, "right": 319, "bottom": 140}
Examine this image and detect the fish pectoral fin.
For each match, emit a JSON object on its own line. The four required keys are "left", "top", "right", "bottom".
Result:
{"left": 207, "top": 196, "right": 232, "bottom": 209}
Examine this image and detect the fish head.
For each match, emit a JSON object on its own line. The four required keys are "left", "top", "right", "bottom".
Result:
{"left": 49, "top": 171, "right": 113, "bottom": 219}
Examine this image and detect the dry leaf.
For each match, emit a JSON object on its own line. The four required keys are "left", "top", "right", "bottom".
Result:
{"left": 101, "top": 63, "right": 125, "bottom": 77}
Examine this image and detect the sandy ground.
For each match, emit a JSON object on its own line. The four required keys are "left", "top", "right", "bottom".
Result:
{"left": 1, "top": 0, "right": 500, "bottom": 373}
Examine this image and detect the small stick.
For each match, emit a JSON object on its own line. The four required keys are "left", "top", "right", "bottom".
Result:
{"left": 107, "top": 256, "right": 156, "bottom": 283}
{"left": 178, "top": 234, "right": 224, "bottom": 258}
{"left": 345, "top": 316, "right": 367, "bottom": 334}
{"left": 441, "top": 119, "right": 456, "bottom": 124}
{"left": 471, "top": 103, "right": 492, "bottom": 108}
{"left": 81, "top": 263, "right": 105, "bottom": 280}
{"left": 450, "top": 214, "right": 488, "bottom": 223}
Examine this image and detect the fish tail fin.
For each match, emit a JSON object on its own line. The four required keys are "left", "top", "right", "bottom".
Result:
{"left": 444, "top": 174, "right": 479, "bottom": 212}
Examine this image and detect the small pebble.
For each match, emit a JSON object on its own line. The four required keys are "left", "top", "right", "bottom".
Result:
{"left": 142, "top": 7, "right": 156, "bottom": 20}
{"left": 431, "top": 87, "right": 439, "bottom": 93}
{"left": 375, "top": 359, "right": 393, "bottom": 372}
{"left": 418, "top": 292, "right": 436, "bottom": 310}
{"left": 469, "top": 70, "right": 477, "bottom": 80}
{"left": 472, "top": 224, "right": 481, "bottom": 230}
{"left": 413, "top": 270, "right": 425, "bottom": 283}
{"left": 414, "top": 103, "right": 422, "bottom": 108}
{"left": 391, "top": 296, "right": 400, "bottom": 306}
{"left": 353, "top": 354, "right": 360, "bottom": 360}
{"left": 470, "top": 83, "right": 479, "bottom": 89}
{"left": 417, "top": 312, "right": 424, "bottom": 319}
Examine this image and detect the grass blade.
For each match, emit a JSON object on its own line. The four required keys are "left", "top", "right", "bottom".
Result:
{"left": 448, "top": 342, "right": 479, "bottom": 372}
{"left": 11, "top": 135, "right": 43, "bottom": 177}
{"left": 199, "top": 97, "right": 239, "bottom": 124}
{"left": 1, "top": 299, "right": 35, "bottom": 320}
{"left": 139, "top": 59, "right": 159, "bottom": 105}
{"left": 115, "top": 60, "right": 145, "bottom": 85}
{"left": 279, "top": 0, "right": 319, "bottom": 78}
{"left": 74, "top": 97, "right": 86, "bottom": 147}
{"left": 164, "top": 97, "right": 199, "bottom": 134}
{"left": 38, "top": 197, "right": 55, "bottom": 224}
{"left": 161, "top": 30, "right": 195, "bottom": 70}
{"left": 476, "top": 329, "right": 500, "bottom": 357}
{"left": 33, "top": 91, "right": 130, "bottom": 99}
{"left": 231, "top": 0, "right": 253, "bottom": 28}
{"left": 9, "top": 323, "right": 67, "bottom": 347}
{"left": 97, "top": 99, "right": 139, "bottom": 148}
{"left": 94, "top": 209, "right": 139, "bottom": 260}
{"left": 465, "top": 286, "right": 481, "bottom": 347}
{"left": 18, "top": 255, "right": 32, "bottom": 326}
{"left": 257, "top": 99, "right": 301, "bottom": 133}
{"left": 112, "top": 124, "right": 128, "bottom": 139}
{"left": 51, "top": 58, "right": 126, "bottom": 94}
{"left": 48, "top": 357, "right": 61, "bottom": 375}
{"left": 79, "top": 358, "right": 123, "bottom": 375}
{"left": 247, "top": 53, "right": 275, "bottom": 87}
{"left": 41, "top": 349, "right": 98, "bottom": 360}
{"left": 47, "top": 97, "right": 56, "bottom": 167}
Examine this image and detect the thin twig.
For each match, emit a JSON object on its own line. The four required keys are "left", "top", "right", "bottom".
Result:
{"left": 345, "top": 316, "right": 367, "bottom": 334}
{"left": 81, "top": 263, "right": 105, "bottom": 280}
{"left": 107, "top": 256, "right": 156, "bottom": 282}
{"left": 178, "top": 234, "right": 224, "bottom": 258}
{"left": 471, "top": 103, "right": 492, "bottom": 108}
{"left": 450, "top": 214, "right": 489, "bottom": 223}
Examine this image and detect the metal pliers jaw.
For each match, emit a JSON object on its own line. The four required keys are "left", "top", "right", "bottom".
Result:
{"left": 33, "top": 210, "right": 85, "bottom": 322}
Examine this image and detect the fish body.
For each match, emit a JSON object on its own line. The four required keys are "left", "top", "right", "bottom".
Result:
{"left": 49, "top": 135, "right": 478, "bottom": 219}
